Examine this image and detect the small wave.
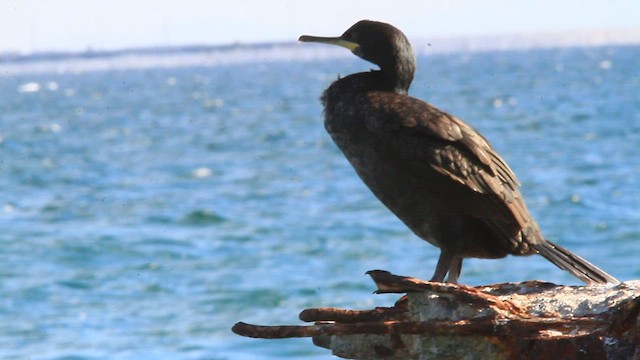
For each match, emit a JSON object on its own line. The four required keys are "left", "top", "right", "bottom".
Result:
{"left": 190, "top": 167, "right": 212, "bottom": 178}
{"left": 181, "top": 209, "right": 226, "bottom": 226}
{"left": 18, "top": 81, "right": 40, "bottom": 93}
{"left": 57, "top": 279, "right": 93, "bottom": 290}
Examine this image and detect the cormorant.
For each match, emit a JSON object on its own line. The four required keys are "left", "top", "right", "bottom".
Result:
{"left": 299, "top": 20, "right": 619, "bottom": 284}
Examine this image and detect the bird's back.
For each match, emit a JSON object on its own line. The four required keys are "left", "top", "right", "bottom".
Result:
{"left": 322, "top": 73, "right": 543, "bottom": 258}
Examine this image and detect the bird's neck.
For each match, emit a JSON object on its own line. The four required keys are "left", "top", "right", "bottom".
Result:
{"left": 381, "top": 45, "right": 416, "bottom": 95}
{"left": 382, "top": 63, "right": 414, "bottom": 95}
{"left": 329, "top": 65, "right": 414, "bottom": 97}
{"left": 322, "top": 50, "right": 417, "bottom": 106}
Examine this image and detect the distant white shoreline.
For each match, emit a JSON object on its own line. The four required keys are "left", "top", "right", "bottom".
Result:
{"left": 415, "top": 28, "right": 640, "bottom": 53}
{"left": 2, "top": 28, "right": 639, "bottom": 76}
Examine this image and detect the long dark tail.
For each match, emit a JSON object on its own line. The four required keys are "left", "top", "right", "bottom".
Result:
{"left": 532, "top": 240, "right": 619, "bottom": 284}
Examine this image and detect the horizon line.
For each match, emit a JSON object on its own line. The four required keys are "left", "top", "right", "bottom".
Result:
{"left": 2, "top": 28, "right": 640, "bottom": 76}
{"left": 3, "top": 26, "right": 640, "bottom": 59}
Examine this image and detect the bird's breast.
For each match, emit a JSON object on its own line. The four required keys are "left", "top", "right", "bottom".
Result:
{"left": 323, "top": 106, "right": 451, "bottom": 245}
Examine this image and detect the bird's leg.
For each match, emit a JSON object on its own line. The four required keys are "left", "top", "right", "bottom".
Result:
{"left": 430, "top": 251, "right": 453, "bottom": 282}
{"left": 445, "top": 256, "right": 463, "bottom": 284}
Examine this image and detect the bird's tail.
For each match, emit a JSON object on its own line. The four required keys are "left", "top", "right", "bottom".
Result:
{"left": 532, "top": 240, "right": 619, "bottom": 285}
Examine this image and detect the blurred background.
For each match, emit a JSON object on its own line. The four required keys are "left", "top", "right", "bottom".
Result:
{"left": 1, "top": 1, "right": 639, "bottom": 359}
{"left": 2, "top": 0, "right": 640, "bottom": 53}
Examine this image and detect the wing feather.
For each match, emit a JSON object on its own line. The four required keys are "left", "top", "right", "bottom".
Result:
{"left": 362, "top": 91, "right": 530, "bottom": 228}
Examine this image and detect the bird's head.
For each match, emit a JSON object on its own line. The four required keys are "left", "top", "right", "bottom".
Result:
{"left": 299, "top": 20, "right": 416, "bottom": 92}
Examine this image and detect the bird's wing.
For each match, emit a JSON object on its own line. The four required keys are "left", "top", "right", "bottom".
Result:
{"left": 362, "top": 92, "right": 530, "bottom": 228}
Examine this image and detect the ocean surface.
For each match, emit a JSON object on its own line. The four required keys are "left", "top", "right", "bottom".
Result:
{"left": 1, "top": 44, "right": 639, "bottom": 359}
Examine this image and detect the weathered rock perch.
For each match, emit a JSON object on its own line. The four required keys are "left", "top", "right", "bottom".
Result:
{"left": 232, "top": 271, "right": 640, "bottom": 359}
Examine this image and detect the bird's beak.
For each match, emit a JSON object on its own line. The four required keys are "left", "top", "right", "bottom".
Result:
{"left": 298, "top": 35, "right": 360, "bottom": 52}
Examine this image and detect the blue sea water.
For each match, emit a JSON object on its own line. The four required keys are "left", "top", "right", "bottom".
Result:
{"left": 1, "top": 45, "right": 639, "bottom": 359}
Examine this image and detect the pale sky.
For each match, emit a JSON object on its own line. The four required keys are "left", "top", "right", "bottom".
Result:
{"left": 1, "top": 0, "right": 639, "bottom": 53}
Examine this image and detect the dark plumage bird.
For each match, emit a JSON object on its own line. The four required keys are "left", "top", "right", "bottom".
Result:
{"left": 299, "top": 20, "right": 619, "bottom": 284}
